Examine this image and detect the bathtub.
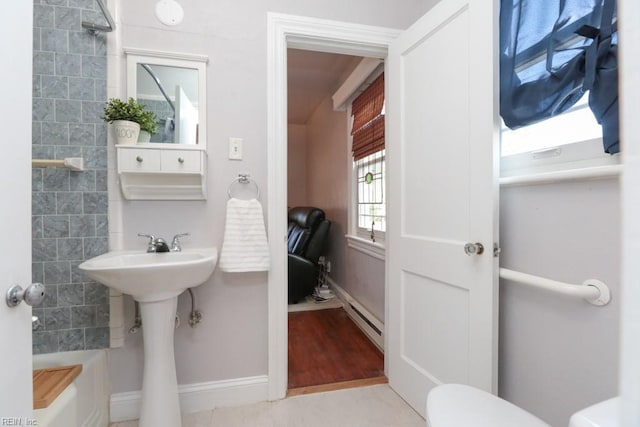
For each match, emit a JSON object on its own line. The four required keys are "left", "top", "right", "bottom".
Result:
{"left": 33, "top": 350, "right": 110, "bottom": 427}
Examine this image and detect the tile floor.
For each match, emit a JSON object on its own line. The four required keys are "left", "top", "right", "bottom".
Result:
{"left": 110, "top": 384, "right": 425, "bottom": 427}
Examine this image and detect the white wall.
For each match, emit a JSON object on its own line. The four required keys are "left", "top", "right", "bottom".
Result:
{"left": 287, "top": 124, "right": 307, "bottom": 207}
{"left": 344, "top": 248, "right": 385, "bottom": 321}
{"left": 108, "top": 0, "right": 427, "bottom": 394}
{"left": 618, "top": 0, "right": 640, "bottom": 421}
{"left": 499, "top": 178, "right": 620, "bottom": 426}
{"left": 305, "top": 95, "right": 349, "bottom": 287}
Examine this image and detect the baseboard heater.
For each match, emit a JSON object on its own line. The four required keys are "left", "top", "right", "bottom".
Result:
{"left": 328, "top": 278, "right": 384, "bottom": 351}
{"left": 349, "top": 303, "right": 382, "bottom": 336}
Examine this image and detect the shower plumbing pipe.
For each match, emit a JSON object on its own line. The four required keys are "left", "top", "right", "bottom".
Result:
{"left": 81, "top": 0, "right": 115, "bottom": 34}
{"left": 499, "top": 268, "right": 611, "bottom": 306}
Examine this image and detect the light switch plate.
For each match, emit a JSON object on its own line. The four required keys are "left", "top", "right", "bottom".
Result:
{"left": 229, "top": 137, "right": 243, "bottom": 160}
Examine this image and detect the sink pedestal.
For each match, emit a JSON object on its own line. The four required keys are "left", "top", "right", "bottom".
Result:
{"left": 138, "top": 296, "right": 181, "bottom": 427}
{"left": 77, "top": 247, "right": 218, "bottom": 427}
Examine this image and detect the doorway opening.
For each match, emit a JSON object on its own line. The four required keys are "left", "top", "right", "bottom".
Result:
{"left": 266, "top": 12, "right": 399, "bottom": 400}
{"left": 285, "top": 48, "right": 386, "bottom": 394}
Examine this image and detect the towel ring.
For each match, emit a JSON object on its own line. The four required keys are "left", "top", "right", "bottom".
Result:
{"left": 227, "top": 174, "right": 260, "bottom": 200}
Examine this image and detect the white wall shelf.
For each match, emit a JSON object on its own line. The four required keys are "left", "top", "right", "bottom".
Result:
{"left": 116, "top": 144, "right": 206, "bottom": 200}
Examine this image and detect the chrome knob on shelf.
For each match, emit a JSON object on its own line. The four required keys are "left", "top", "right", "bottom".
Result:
{"left": 136, "top": 156, "right": 143, "bottom": 162}
{"left": 178, "top": 157, "right": 185, "bottom": 163}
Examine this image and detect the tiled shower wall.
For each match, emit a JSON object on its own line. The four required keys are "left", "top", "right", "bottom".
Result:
{"left": 32, "top": 0, "right": 110, "bottom": 354}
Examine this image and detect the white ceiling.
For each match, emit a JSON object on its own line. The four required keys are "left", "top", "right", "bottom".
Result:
{"left": 287, "top": 49, "right": 359, "bottom": 125}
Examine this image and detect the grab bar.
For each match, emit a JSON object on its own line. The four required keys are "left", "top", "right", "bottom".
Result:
{"left": 499, "top": 268, "right": 611, "bottom": 306}
{"left": 82, "top": 0, "right": 115, "bottom": 34}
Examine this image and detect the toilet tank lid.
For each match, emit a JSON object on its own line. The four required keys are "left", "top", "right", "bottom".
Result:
{"left": 426, "top": 384, "right": 551, "bottom": 427}
{"left": 569, "top": 397, "right": 620, "bottom": 427}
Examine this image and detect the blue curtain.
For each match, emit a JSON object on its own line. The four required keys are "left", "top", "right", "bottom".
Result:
{"left": 500, "top": 0, "right": 619, "bottom": 153}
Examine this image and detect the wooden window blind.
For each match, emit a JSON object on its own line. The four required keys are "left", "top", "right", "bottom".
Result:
{"left": 351, "top": 73, "right": 384, "bottom": 161}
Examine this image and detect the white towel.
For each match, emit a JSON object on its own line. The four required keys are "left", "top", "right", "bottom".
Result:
{"left": 219, "top": 198, "right": 270, "bottom": 272}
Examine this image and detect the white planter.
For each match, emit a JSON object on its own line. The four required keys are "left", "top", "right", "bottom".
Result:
{"left": 112, "top": 120, "right": 140, "bottom": 145}
{"left": 138, "top": 130, "right": 151, "bottom": 143}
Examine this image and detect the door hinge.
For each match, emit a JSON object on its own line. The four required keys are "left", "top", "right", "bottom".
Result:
{"left": 493, "top": 243, "right": 501, "bottom": 258}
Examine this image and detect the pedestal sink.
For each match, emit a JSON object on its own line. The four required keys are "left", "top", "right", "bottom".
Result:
{"left": 79, "top": 248, "right": 217, "bottom": 427}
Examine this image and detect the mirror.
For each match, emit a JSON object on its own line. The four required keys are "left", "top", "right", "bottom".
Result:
{"left": 125, "top": 49, "right": 208, "bottom": 146}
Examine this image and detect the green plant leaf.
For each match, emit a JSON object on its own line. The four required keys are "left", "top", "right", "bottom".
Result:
{"left": 102, "top": 97, "right": 158, "bottom": 134}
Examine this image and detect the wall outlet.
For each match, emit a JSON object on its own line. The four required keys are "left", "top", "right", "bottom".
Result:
{"left": 229, "top": 137, "right": 243, "bottom": 160}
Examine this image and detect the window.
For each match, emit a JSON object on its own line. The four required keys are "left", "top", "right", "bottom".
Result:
{"left": 500, "top": 0, "right": 619, "bottom": 154}
{"left": 350, "top": 72, "right": 385, "bottom": 242}
{"left": 500, "top": 90, "right": 622, "bottom": 180}
{"left": 356, "top": 149, "right": 386, "bottom": 239}
{"left": 501, "top": 93, "right": 602, "bottom": 157}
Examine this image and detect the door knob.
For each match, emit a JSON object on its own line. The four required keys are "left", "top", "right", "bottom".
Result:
{"left": 6, "top": 283, "right": 46, "bottom": 307}
{"left": 464, "top": 242, "right": 484, "bottom": 256}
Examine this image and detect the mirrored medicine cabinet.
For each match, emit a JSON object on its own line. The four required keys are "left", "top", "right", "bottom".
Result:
{"left": 117, "top": 48, "right": 209, "bottom": 200}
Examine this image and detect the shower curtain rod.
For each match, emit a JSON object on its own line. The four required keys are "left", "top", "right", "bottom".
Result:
{"left": 82, "top": 0, "right": 115, "bottom": 34}
{"left": 140, "top": 64, "right": 176, "bottom": 113}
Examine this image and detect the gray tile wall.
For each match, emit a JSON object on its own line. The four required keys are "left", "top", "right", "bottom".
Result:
{"left": 32, "top": 0, "right": 109, "bottom": 354}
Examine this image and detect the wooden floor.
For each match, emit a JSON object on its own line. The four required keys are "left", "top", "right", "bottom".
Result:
{"left": 288, "top": 308, "right": 385, "bottom": 394}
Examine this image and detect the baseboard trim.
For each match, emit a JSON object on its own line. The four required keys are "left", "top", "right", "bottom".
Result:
{"left": 109, "top": 375, "right": 269, "bottom": 422}
{"left": 328, "top": 278, "right": 385, "bottom": 351}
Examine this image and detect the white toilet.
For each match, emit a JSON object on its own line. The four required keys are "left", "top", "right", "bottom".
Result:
{"left": 426, "top": 384, "right": 551, "bottom": 427}
{"left": 426, "top": 384, "right": 620, "bottom": 427}
{"left": 568, "top": 397, "right": 620, "bottom": 427}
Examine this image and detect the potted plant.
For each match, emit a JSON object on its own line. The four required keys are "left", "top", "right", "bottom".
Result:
{"left": 136, "top": 109, "right": 158, "bottom": 143}
{"left": 102, "top": 97, "right": 157, "bottom": 145}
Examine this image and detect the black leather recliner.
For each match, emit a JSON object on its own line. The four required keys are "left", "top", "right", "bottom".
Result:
{"left": 287, "top": 207, "right": 331, "bottom": 304}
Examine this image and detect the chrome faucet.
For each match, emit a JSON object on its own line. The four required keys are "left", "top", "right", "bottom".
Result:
{"left": 138, "top": 233, "right": 170, "bottom": 253}
{"left": 170, "top": 233, "right": 190, "bottom": 252}
{"left": 139, "top": 232, "right": 190, "bottom": 252}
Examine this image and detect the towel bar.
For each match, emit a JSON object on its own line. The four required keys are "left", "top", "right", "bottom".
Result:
{"left": 227, "top": 174, "right": 260, "bottom": 200}
{"left": 32, "top": 157, "right": 84, "bottom": 171}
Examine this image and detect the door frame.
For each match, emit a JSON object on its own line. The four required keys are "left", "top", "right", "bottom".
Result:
{"left": 0, "top": 0, "right": 34, "bottom": 417}
{"left": 619, "top": 0, "right": 640, "bottom": 421}
{"left": 266, "top": 13, "right": 401, "bottom": 399}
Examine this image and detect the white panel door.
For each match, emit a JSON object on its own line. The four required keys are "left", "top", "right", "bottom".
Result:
{"left": 386, "top": 0, "right": 499, "bottom": 416}
{"left": 0, "top": 0, "right": 34, "bottom": 420}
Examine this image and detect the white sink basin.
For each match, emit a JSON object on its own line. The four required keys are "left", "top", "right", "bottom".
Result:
{"left": 79, "top": 248, "right": 217, "bottom": 302}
